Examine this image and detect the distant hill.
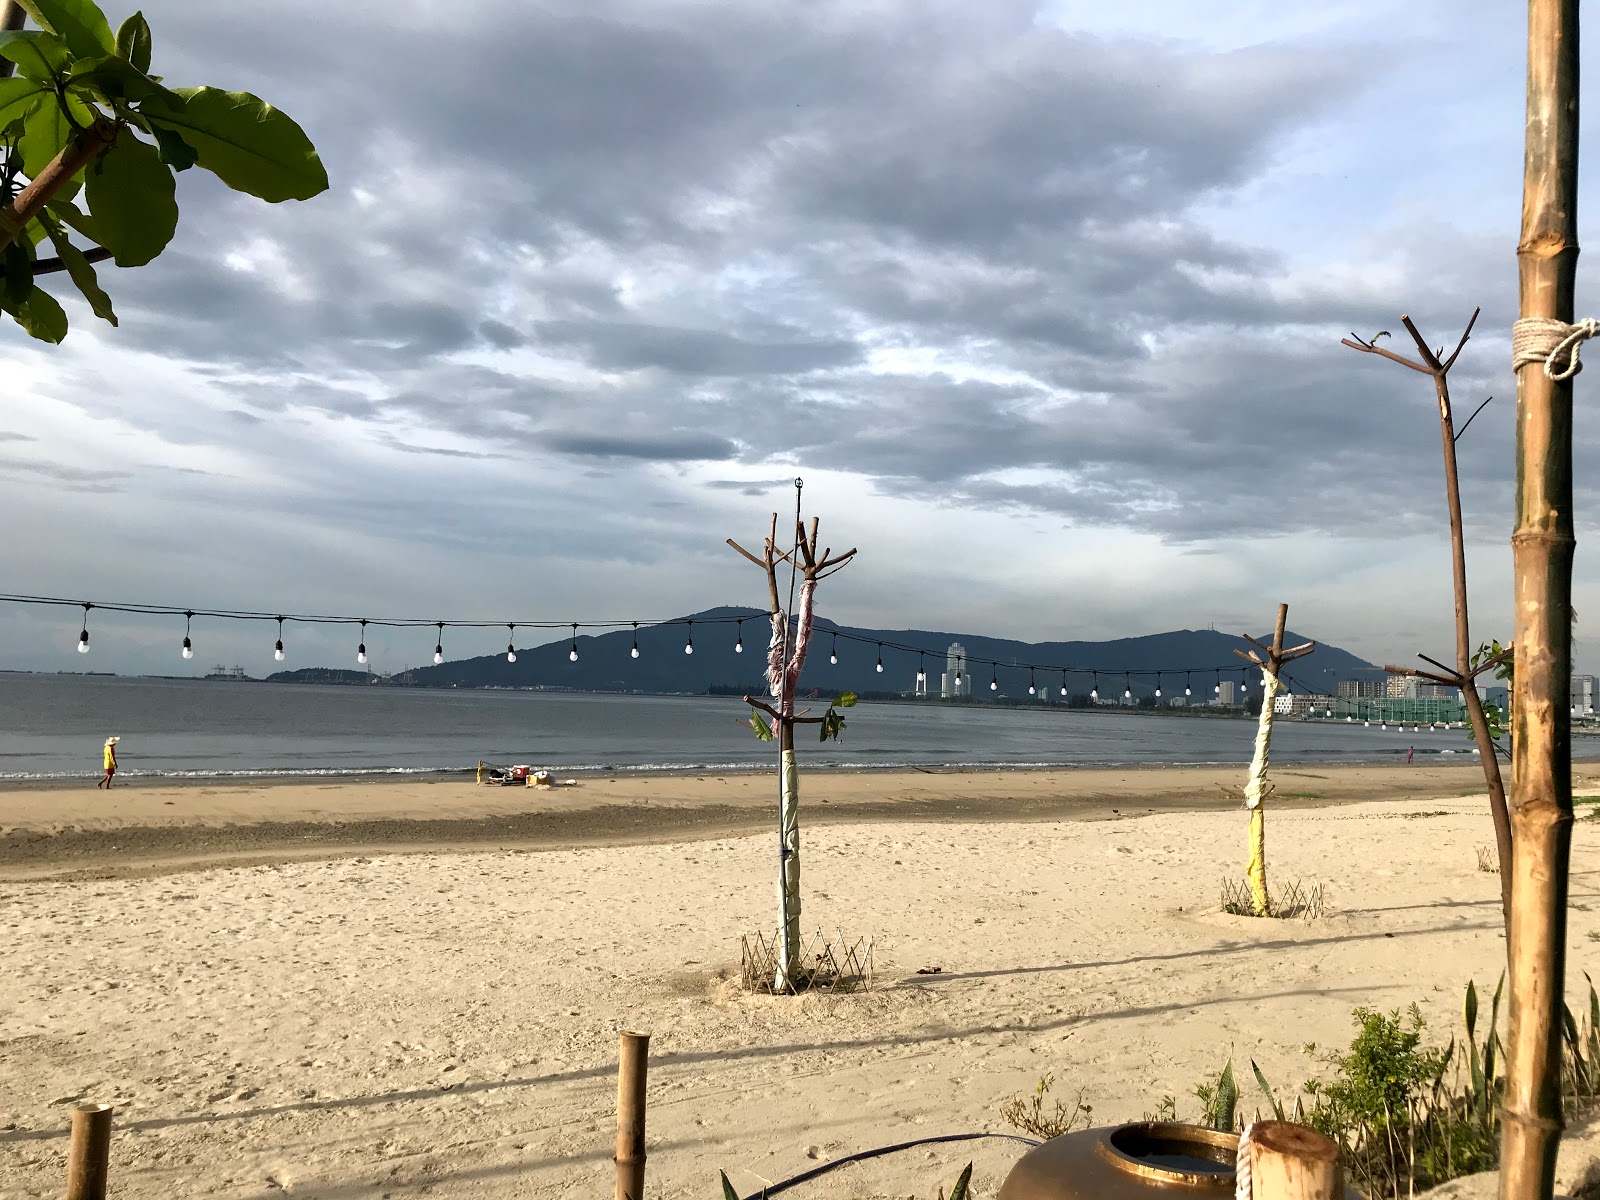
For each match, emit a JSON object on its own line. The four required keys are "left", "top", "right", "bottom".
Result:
{"left": 394, "top": 607, "right": 1375, "bottom": 700}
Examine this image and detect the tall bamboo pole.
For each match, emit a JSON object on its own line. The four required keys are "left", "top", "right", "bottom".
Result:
{"left": 1502, "top": 4, "right": 1579, "bottom": 1200}
{"left": 614, "top": 1031, "right": 649, "bottom": 1200}
{"left": 65, "top": 1102, "right": 113, "bottom": 1200}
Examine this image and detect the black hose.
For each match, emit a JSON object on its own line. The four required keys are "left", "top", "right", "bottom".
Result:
{"left": 728, "top": 1131, "right": 1042, "bottom": 1199}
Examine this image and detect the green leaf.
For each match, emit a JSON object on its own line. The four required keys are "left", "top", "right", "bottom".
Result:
{"left": 720, "top": 1170, "right": 740, "bottom": 1200}
{"left": 743, "top": 711, "right": 773, "bottom": 742}
{"left": 1, "top": 241, "right": 34, "bottom": 307}
{"left": 948, "top": 1162, "right": 974, "bottom": 1200}
{"left": 66, "top": 53, "right": 177, "bottom": 106}
{"left": 1250, "top": 1059, "right": 1285, "bottom": 1121}
{"left": 1465, "top": 980, "right": 1478, "bottom": 1040}
{"left": 115, "top": 11, "right": 150, "bottom": 73}
{"left": 3, "top": 281, "right": 68, "bottom": 342}
{"left": 18, "top": 90, "right": 92, "bottom": 178}
{"left": 83, "top": 127, "right": 176, "bottom": 266}
{"left": 1215, "top": 1059, "right": 1238, "bottom": 1133}
{"left": 835, "top": 690, "right": 858, "bottom": 708}
{"left": 45, "top": 194, "right": 100, "bottom": 243}
{"left": 16, "top": 0, "right": 115, "bottom": 60}
{"left": 0, "top": 30, "right": 74, "bottom": 82}
{"left": 144, "top": 86, "right": 326, "bottom": 202}
{"left": 39, "top": 212, "right": 114, "bottom": 326}
{"left": 147, "top": 121, "right": 196, "bottom": 172}
{"left": 0, "top": 76, "right": 47, "bottom": 129}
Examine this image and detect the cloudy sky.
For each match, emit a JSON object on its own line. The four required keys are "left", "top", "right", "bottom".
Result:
{"left": 4, "top": 0, "right": 1598, "bottom": 677}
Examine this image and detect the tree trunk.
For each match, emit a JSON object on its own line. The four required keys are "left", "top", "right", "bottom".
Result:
{"left": 1437, "top": 373, "right": 1515, "bottom": 922}
{"left": 1245, "top": 669, "right": 1282, "bottom": 916}
{"left": 1502, "top": 5, "right": 1579, "bottom": 1200}
{"left": 775, "top": 720, "right": 801, "bottom": 992}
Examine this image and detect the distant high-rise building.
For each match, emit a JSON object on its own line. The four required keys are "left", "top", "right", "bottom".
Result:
{"left": 1337, "top": 680, "right": 1387, "bottom": 700}
{"left": 1573, "top": 674, "right": 1598, "bottom": 715}
{"left": 1387, "top": 674, "right": 1418, "bottom": 699}
{"left": 1217, "top": 680, "right": 1236, "bottom": 705}
{"left": 941, "top": 642, "right": 968, "bottom": 699}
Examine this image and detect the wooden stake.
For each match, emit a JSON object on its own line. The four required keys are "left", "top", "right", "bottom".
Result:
{"left": 65, "top": 1102, "right": 113, "bottom": 1200}
{"left": 1248, "top": 1121, "right": 1342, "bottom": 1200}
{"left": 1503, "top": 4, "right": 1580, "bottom": 1200}
{"left": 614, "top": 1031, "right": 649, "bottom": 1200}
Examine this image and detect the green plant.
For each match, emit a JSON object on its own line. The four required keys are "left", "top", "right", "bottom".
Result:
{"left": 1193, "top": 1058, "right": 1238, "bottom": 1132}
{"left": 1000, "top": 1072, "right": 1093, "bottom": 1140}
{"left": 0, "top": 0, "right": 326, "bottom": 341}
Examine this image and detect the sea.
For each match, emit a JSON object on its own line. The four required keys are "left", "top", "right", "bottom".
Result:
{"left": 1, "top": 672, "right": 1573, "bottom": 784}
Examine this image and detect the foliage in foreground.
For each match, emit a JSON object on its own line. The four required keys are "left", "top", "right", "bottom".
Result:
{"left": 1003, "top": 974, "right": 1600, "bottom": 1200}
{"left": 1, "top": 0, "right": 327, "bottom": 342}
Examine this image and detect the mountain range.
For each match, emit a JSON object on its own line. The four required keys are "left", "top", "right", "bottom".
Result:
{"left": 288, "top": 607, "right": 1378, "bottom": 700}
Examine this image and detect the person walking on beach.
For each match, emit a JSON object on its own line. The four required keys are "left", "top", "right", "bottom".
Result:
{"left": 1407, "top": 746, "right": 1414, "bottom": 765}
{"left": 98, "top": 736, "right": 119, "bottom": 788}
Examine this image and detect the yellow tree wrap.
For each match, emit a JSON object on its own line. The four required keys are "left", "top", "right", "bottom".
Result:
{"left": 775, "top": 747, "right": 801, "bottom": 991}
{"left": 1244, "top": 669, "right": 1283, "bottom": 916}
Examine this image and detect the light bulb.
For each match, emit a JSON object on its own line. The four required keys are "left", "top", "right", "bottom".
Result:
{"left": 631, "top": 643, "right": 640, "bottom": 659}
{"left": 1124, "top": 687, "right": 1131, "bottom": 699}
{"left": 876, "top": 659, "right": 884, "bottom": 673}
{"left": 1091, "top": 688, "right": 1099, "bottom": 700}
{"left": 831, "top": 653, "right": 838, "bottom": 665}
{"left": 1029, "top": 683, "right": 1036, "bottom": 695}
{"left": 1155, "top": 687, "right": 1162, "bottom": 698}
{"left": 917, "top": 671, "right": 925, "bottom": 683}
{"left": 77, "top": 630, "right": 89, "bottom": 653}
{"left": 569, "top": 646, "right": 579, "bottom": 662}
{"left": 684, "top": 639, "right": 693, "bottom": 655}
{"left": 955, "top": 674, "right": 962, "bottom": 686}
{"left": 735, "top": 637, "right": 744, "bottom": 654}
{"left": 990, "top": 679, "right": 997, "bottom": 691}
{"left": 182, "top": 637, "right": 193, "bottom": 660}
{"left": 1214, "top": 683, "right": 1220, "bottom": 694}
{"left": 274, "top": 642, "right": 285, "bottom": 662}
{"left": 1060, "top": 685, "right": 1066, "bottom": 696}
{"left": 507, "top": 647, "right": 517, "bottom": 663}
{"left": 434, "top": 647, "right": 444, "bottom": 665}
{"left": 358, "top": 646, "right": 367, "bottom": 664}
{"left": 1186, "top": 686, "right": 1192, "bottom": 696}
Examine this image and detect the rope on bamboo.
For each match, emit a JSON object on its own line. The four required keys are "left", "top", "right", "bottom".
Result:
{"left": 1512, "top": 316, "right": 1600, "bottom": 380}
{"left": 1236, "top": 1122, "right": 1255, "bottom": 1200}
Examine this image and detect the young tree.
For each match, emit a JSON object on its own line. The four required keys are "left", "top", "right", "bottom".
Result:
{"left": 0, "top": 0, "right": 327, "bottom": 342}
{"left": 728, "top": 505, "right": 856, "bottom": 992}
{"left": 1235, "top": 603, "right": 1314, "bottom": 916}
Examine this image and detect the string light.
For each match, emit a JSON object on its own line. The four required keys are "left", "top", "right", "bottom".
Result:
{"left": 916, "top": 652, "right": 926, "bottom": 684}
{"left": 1123, "top": 673, "right": 1132, "bottom": 700}
{"left": 734, "top": 619, "right": 744, "bottom": 655}
{"left": 684, "top": 620, "right": 694, "bottom": 655}
{"left": 1154, "top": 673, "right": 1161, "bottom": 699}
{"left": 1060, "top": 669, "right": 1067, "bottom": 697}
{"left": 876, "top": 642, "right": 884, "bottom": 673}
{"left": 569, "top": 623, "right": 579, "bottom": 662}
{"left": 990, "top": 666, "right": 998, "bottom": 691}
{"left": 1029, "top": 668, "right": 1036, "bottom": 696}
{"left": 631, "top": 621, "right": 640, "bottom": 659}
{"left": 274, "top": 616, "right": 285, "bottom": 662}
{"left": 1185, "top": 671, "right": 1192, "bottom": 697}
{"left": 433, "top": 622, "right": 445, "bottom": 665}
{"left": 181, "top": 610, "right": 194, "bottom": 660}
{"left": 77, "top": 602, "right": 91, "bottom": 653}
{"left": 506, "top": 623, "right": 516, "bottom": 663}
{"left": 830, "top": 632, "right": 838, "bottom": 665}
{"left": 1090, "top": 671, "right": 1099, "bottom": 702}
{"left": 357, "top": 619, "right": 368, "bottom": 665}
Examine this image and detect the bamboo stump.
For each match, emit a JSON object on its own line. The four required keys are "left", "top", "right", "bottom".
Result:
{"left": 615, "top": 1031, "right": 649, "bottom": 1200}
{"left": 1248, "top": 1122, "right": 1342, "bottom": 1200}
{"left": 65, "top": 1102, "right": 113, "bottom": 1200}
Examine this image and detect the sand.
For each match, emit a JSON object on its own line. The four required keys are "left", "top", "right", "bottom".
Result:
{"left": 1, "top": 764, "right": 1598, "bottom": 1198}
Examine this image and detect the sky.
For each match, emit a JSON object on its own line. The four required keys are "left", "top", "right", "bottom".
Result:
{"left": 4, "top": 0, "right": 1599, "bottom": 678}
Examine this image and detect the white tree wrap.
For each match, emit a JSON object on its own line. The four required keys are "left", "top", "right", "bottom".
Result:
{"left": 1244, "top": 670, "right": 1282, "bottom": 810}
{"left": 775, "top": 747, "right": 801, "bottom": 991}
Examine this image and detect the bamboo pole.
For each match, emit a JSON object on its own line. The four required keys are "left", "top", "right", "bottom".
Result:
{"left": 615, "top": 1031, "right": 649, "bottom": 1200}
{"left": 65, "top": 1102, "right": 113, "bottom": 1200}
{"left": 1502, "top": 4, "right": 1579, "bottom": 1200}
{"left": 1248, "top": 1122, "right": 1342, "bottom": 1200}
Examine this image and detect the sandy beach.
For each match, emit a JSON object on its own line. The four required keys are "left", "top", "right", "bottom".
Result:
{"left": 3, "top": 764, "right": 1599, "bottom": 1198}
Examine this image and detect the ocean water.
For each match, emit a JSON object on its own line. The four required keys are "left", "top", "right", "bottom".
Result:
{"left": 0, "top": 672, "right": 1558, "bottom": 782}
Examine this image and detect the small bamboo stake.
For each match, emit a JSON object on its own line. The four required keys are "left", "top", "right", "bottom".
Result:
{"left": 1236, "top": 603, "right": 1315, "bottom": 916}
{"left": 614, "top": 1031, "right": 649, "bottom": 1200}
{"left": 1503, "top": 3, "right": 1579, "bottom": 1199}
{"left": 65, "top": 1102, "right": 113, "bottom": 1200}
{"left": 1248, "top": 1121, "right": 1343, "bottom": 1200}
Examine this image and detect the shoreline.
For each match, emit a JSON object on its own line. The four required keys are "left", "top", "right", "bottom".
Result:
{"left": 0, "top": 760, "right": 1541, "bottom": 882}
